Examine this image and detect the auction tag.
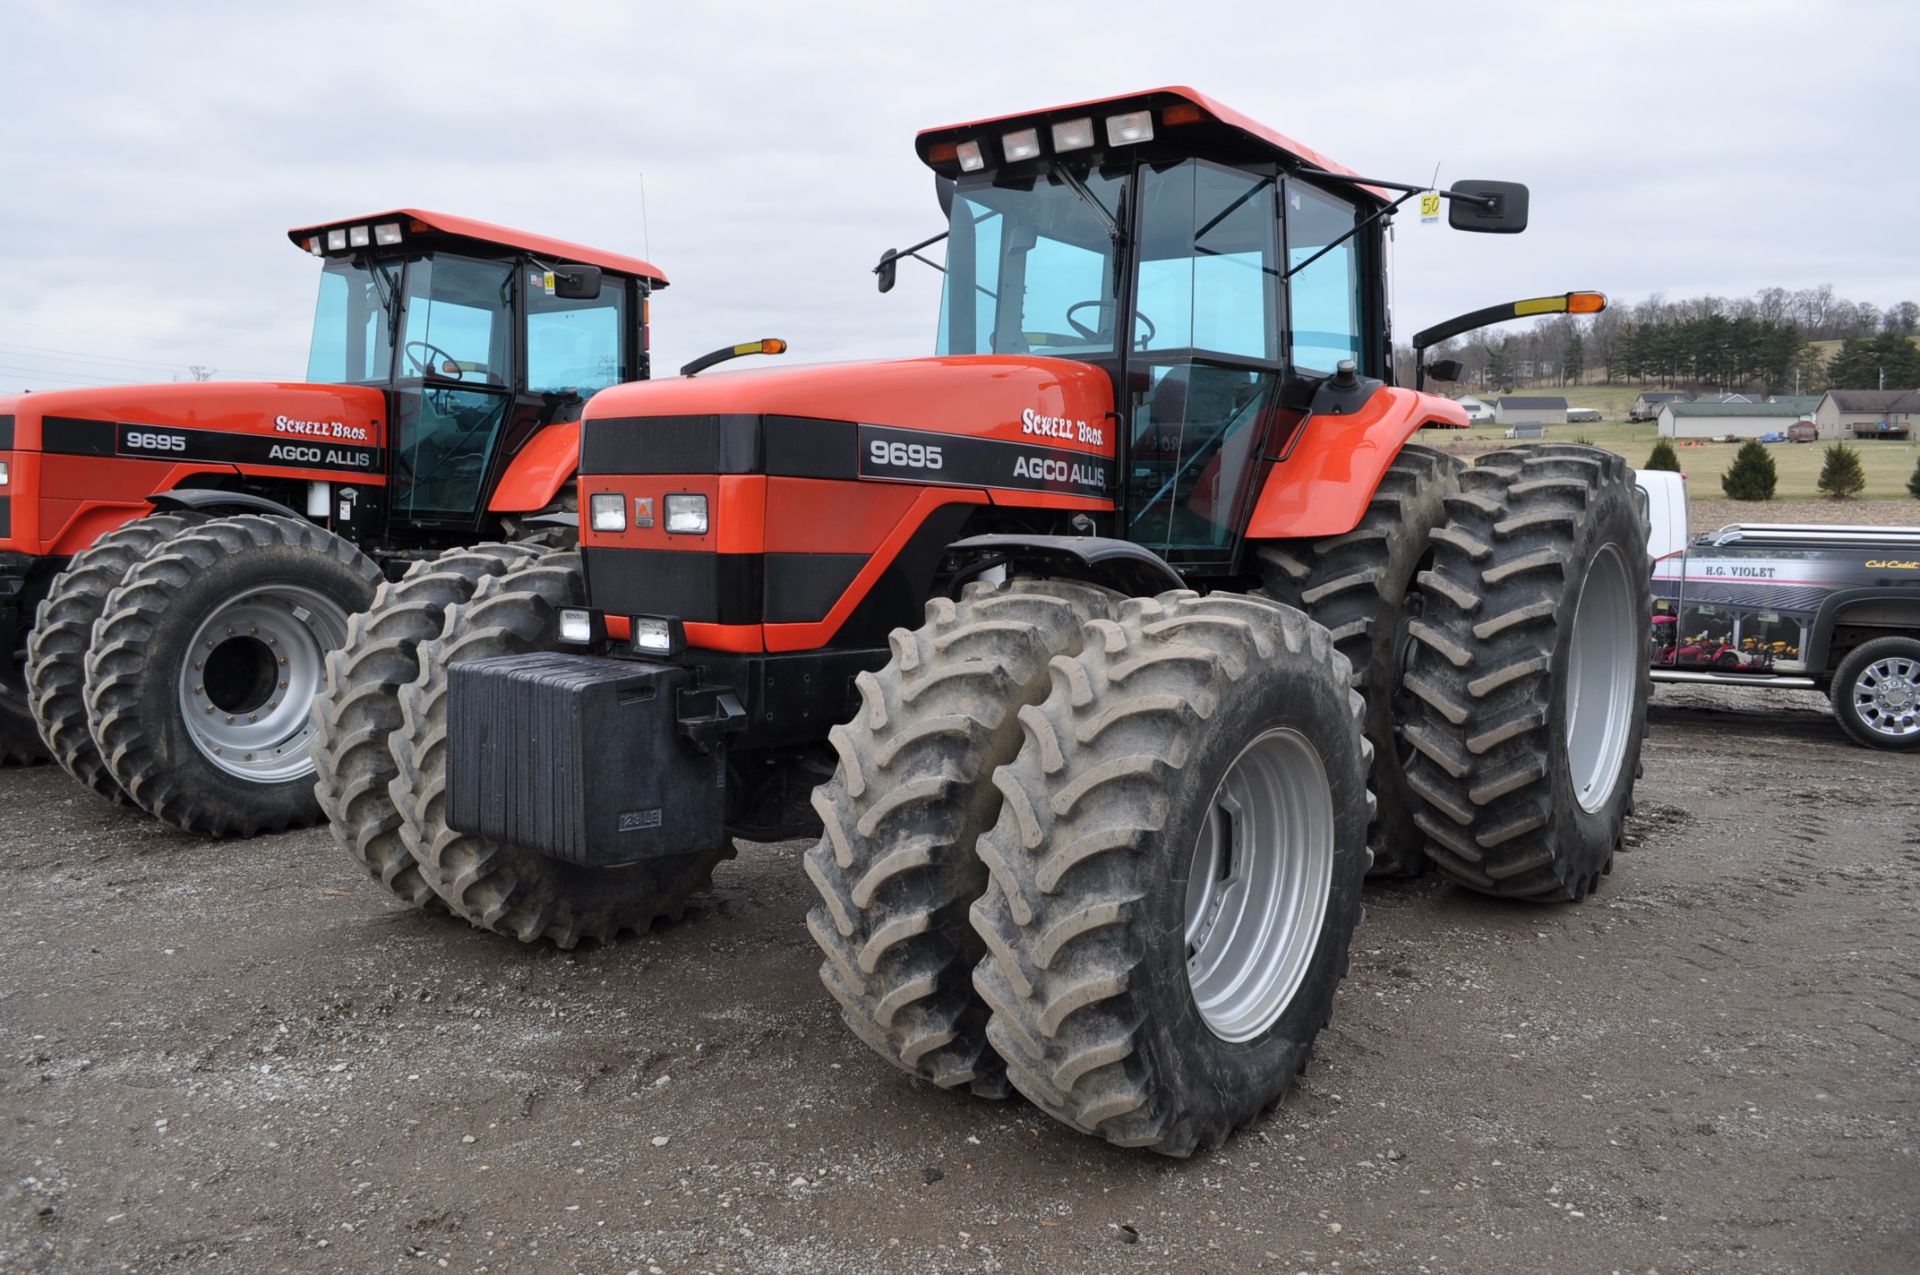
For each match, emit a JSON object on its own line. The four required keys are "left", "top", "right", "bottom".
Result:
{"left": 1420, "top": 192, "right": 1441, "bottom": 223}
{"left": 542, "top": 271, "right": 557, "bottom": 295}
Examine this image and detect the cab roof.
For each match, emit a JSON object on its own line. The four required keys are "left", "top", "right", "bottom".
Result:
{"left": 917, "top": 86, "right": 1389, "bottom": 203}
{"left": 286, "top": 209, "right": 669, "bottom": 287}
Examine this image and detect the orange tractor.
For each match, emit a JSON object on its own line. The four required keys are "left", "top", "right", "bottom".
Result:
{"left": 319, "top": 88, "right": 1650, "bottom": 1154}
{"left": 0, "top": 212, "right": 665, "bottom": 835}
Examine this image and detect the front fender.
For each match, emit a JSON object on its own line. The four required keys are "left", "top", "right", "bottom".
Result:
{"left": 1245, "top": 387, "right": 1466, "bottom": 540}
{"left": 488, "top": 423, "right": 579, "bottom": 513}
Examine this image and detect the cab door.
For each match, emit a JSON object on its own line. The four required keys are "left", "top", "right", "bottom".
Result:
{"left": 389, "top": 254, "right": 517, "bottom": 529}
{"left": 1124, "top": 159, "right": 1286, "bottom": 570}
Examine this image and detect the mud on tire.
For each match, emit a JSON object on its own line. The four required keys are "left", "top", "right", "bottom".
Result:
{"left": 26, "top": 513, "right": 204, "bottom": 803}
{"left": 1256, "top": 444, "right": 1463, "bottom": 876}
{"left": 84, "top": 514, "right": 382, "bottom": 837}
{"left": 971, "top": 592, "right": 1371, "bottom": 1156}
{"left": 805, "top": 578, "right": 1121, "bottom": 1099}
{"left": 311, "top": 542, "right": 543, "bottom": 908}
{"left": 1400, "top": 444, "right": 1651, "bottom": 900}
{"left": 392, "top": 554, "right": 732, "bottom": 947}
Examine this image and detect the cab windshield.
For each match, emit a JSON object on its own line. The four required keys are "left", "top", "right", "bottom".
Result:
{"left": 936, "top": 163, "right": 1126, "bottom": 358}
{"left": 305, "top": 256, "right": 398, "bottom": 385}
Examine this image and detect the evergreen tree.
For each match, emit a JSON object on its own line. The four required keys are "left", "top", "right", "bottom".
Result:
{"left": 1824, "top": 332, "right": 1920, "bottom": 389}
{"left": 1645, "top": 439, "right": 1682, "bottom": 472}
{"left": 1907, "top": 454, "right": 1920, "bottom": 500}
{"left": 1721, "top": 440, "right": 1777, "bottom": 501}
{"left": 1817, "top": 443, "right": 1866, "bottom": 500}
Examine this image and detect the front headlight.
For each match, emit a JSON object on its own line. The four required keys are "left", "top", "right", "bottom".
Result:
{"left": 589, "top": 492, "right": 627, "bottom": 532}
{"left": 665, "top": 493, "right": 708, "bottom": 535}
{"left": 557, "top": 608, "right": 596, "bottom": 644}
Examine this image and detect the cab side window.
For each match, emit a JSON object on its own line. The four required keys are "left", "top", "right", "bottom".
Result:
{"left": 1285, "top": 183, "right": 1363, "bottom": 374}
{"left": 526, "top": 276, "right": 627, "bottom": 394}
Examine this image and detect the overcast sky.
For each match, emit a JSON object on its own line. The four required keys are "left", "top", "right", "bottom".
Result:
{"left": 2, "top": 0, "right": 1915, "bottom": 392}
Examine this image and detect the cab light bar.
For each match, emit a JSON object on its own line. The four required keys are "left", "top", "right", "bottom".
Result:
{"left": 1001, "top": 127, "right": 1041, "bottom": 162}
{"left": 1050, "top": 117, "right": 1095, "bottom": 152}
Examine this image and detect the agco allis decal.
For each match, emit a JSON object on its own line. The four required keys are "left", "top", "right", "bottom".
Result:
{"left": 857, "top": 423, "right": 1111, "bottom": 498}
{"left": 116, "top": 421, "right": 379, "bottom": 471}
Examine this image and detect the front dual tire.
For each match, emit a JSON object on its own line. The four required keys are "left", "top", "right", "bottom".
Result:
{"left": 806, "top": 582, "right": 1371, "bottom": 1156}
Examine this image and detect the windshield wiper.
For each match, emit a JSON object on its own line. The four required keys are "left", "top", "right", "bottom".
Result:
{"left": 1055, "top": 162, "right": 1121, "bottom": 243}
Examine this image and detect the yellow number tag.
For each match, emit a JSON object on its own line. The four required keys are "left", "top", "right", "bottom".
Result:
{"left": 1419, "top": 193, "right": 1441, "bottom": 222}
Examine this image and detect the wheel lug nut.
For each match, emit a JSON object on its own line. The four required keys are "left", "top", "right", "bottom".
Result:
{"left": 225, "top": 715, "right": 235, "bottom": 724}
{"left": 226, "top": 626, "right": 235, "bottom": 636}
{"left": 248, "top": 714, "right": 258, "bottom": 722}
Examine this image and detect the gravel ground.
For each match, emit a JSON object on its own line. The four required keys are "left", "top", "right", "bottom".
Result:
{"left": 2, "top": 684, "right": 1916, "bottom": 1274}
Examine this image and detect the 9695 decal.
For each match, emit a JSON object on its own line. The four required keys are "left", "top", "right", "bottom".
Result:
{"left": 868, "top": 438, "right": 944, "bottom": 470}
{"left": 858, "top": 423, "right": 1110, "bottom": 499}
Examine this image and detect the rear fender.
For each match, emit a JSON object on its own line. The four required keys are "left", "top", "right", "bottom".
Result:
{"left": 488, "top": 423, "right": 579, "bottom": 513}
{"left": 1245, "top": 387, "right": 1466, "bottom": 540}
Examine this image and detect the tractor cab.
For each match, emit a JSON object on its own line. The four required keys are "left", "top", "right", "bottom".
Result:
{"left": 907, "top": 88, "right": 1526, "bottom": 572}
{"left": 289, "top": 210, "right": 666, "bottom": 536}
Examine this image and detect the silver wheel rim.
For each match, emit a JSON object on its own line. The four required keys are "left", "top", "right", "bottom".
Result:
{"left": 177, "top": 585, "right": 350, "bottom": 782}
{"left": 1854, "top": 656, "right": 1920, "bottom": 737}
{"left": 1565, "top": 543, "right": 1637, "bottom": 814}
{"left": 1184, "top": 727, "right": 1335, "bottom": 1043}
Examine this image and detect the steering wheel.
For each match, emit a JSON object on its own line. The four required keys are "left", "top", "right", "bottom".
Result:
{"left": 404, "top": 340, "right": 466, "bottom": 381}
{"left": 1064, "top": 300, "right": 1157, "bottom": 346}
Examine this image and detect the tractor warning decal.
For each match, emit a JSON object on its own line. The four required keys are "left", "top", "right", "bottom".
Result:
{"left": 857, "top": 424, "right": 1111, "bottom": 499}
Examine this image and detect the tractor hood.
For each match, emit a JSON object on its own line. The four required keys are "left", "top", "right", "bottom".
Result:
{"left": 0, "top": 382, "right": 387, "bottom": 454}
{"left": 579, "top": 355, "right": 1118, "bottom": 491}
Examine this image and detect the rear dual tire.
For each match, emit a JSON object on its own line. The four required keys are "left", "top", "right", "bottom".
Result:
{"left": 1400, "top": 445, "right": 1651, "bottom": 900}
{"left": 84, "top": 515, "right": 382, "bottom": 837}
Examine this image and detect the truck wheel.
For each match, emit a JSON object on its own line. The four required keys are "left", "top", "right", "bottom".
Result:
{"left": 1256, "top": 444, "right": 1463, "bottom": 876}
{"left": 310, "top": 542, "right": 543, "bottom": 907}
{"left": 26, "top": 513, "right": 203, "bottom": 803}
{"left": 972, "top": 593, "right": 1371, "bottom": 1155}
{"left": 1829, "top": 636, "right": 1920, "bottom": 751}
{"left": 1401, "top": 445, "right": 1650, "bottom": 900}
{"left": 805, "top": 577, "right": 1121, "bottom": 1099}
{"left": 392, "top": 554, "right": 732, "bottom": 947}
{"left": 85, "top": 515, "right": 382, "bottom": 837}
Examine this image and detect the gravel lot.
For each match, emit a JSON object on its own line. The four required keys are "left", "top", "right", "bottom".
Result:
{"left": 3, "top": 685, "right": 1915, "bottom": 1274}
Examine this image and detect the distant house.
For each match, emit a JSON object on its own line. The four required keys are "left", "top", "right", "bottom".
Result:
{"left": 1496, "top": 395, "right": 1568, "bottom": 426}
{"left": 1452, "top": 394, "right": 1496, "bottom": 424}
{"left": 1813, "top": 389, "right": 1918, "bottom": 440}
{"left": 1657, "top": 401, "right": 1816, "bottom": 439}
{"left": 1630, "top": 391, "right": 1692, "bottom": 421}
{"left": 1766, "top": 395, "right": 1824, "bottom": 415}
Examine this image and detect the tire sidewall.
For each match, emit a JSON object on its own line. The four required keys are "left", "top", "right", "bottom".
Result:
{"left": 1133, "top": 660, "right": 1369, "bottom": 1127}
{"left": 119, "top": 535, "right": 375, "bottom": 823}
{"left": 1832, "top": 636, "right": 1920, "bottom": 752}
{"left": 1546, "top": 483, "right": 1651, "bottom": 871}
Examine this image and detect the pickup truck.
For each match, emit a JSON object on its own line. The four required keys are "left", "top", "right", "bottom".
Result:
{"left": 1635, "top": 470, "right": 1920, "bottom": 750}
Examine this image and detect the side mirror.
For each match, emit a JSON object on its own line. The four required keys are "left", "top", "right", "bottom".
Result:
{"left": 876, "top": 251, "right": 898, "bottom": 294}
{"left": 935, "top": 173, "right": 955, "bottom": 220}
{"left": 1425, "top": 358, "right": 1465, "bottom": 383}
{"left": 1448, "top": 180, "right": 1529, "bottom": 234}
{"left": 552, "top": 264, "right": 603, "bottom": 300}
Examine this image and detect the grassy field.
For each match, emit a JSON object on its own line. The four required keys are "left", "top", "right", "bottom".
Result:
{"left": 1423, "top": 418, "right": 1920, "bottom": 501}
